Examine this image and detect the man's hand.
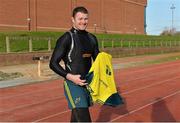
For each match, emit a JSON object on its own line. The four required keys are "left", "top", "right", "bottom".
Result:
{"left": 66, "top": 73, "right": 88, "bottom": 86}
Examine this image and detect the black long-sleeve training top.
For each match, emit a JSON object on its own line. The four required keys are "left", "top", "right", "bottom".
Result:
{"left": 49, "top": 28, "right": 99, "bottom": 79}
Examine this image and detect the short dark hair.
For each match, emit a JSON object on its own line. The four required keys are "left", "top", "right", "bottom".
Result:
{"left": 72, "top": 6, "right": 88, "bottom": 17}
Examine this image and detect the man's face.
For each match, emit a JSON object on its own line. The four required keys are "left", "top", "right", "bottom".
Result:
{"left": 72, "top": 12, "right": 88, "bottom": 30}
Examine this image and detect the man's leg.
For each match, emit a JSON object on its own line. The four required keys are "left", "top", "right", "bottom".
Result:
{"left": 70, "top": 109, "right": 77, "bottom": 122}
{"left": 70, "top": 108, "right": 91, "bottom": 122}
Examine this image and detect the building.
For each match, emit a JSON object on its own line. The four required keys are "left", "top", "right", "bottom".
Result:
{"left": 0, "top": 0, "right": 147, "bottom": 34}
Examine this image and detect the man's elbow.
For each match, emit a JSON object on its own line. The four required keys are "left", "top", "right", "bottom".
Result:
{"left": 49, "top": 60, "right": 54, "bottom": 70}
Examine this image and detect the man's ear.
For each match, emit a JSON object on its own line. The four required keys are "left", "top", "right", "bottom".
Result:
{"left": 71, "top": 17, "right": 75, "bottom": 23}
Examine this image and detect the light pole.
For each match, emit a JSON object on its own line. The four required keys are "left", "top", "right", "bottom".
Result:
{"left": 170, "top": 4, "right": 175, "bottom": 34}
{"left": 27, "top": 18, "right": 31, "bottom": 31}
{"left": 134, "top": 27, "right": 137, "bottom": 34}
{"left": 27, "top": 0, "right": 31, "bottom": 31}
{"left": 94, "top": 24, "right": 97, "bottom": 33}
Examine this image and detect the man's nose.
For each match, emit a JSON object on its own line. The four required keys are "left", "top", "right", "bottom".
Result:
{"left": 82, "top": 20, "right": 88, "bottom": 24}
{"left": 82, "top": 19, "right": 86, "bottom": 23}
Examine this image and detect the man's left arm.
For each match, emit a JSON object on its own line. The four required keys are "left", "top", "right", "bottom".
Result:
{"left": 91, "top": 35, "right": 100, "bottom": 60}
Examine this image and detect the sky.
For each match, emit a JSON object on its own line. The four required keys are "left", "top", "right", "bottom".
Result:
{"left": 146, "top": 0, "right": 180, "bottom": 35}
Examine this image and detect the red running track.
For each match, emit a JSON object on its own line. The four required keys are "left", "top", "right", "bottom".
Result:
{"left": 0, "top": 60, "right": 180, "bottom": 122}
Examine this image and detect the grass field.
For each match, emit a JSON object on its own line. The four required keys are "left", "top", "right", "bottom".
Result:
{"left": 0, "top": 31, "right": 180, "bottom": 52}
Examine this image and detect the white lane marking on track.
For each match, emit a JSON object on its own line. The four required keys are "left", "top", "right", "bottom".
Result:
{"left": 121, "top": 76, "right": 180, "bottom": 95}
{"left": 111, "top": 90, "right": 180, "bottom": 122}
{"left": 0, "top": 96, "right": 61, "bottom": 113}
{"left": 116, "top": 68, "right": 179, "bottom": 87}
{"left": 2, "top": 61, "right": 180, "bottom": 99}
{"left": 30, "top": 61, "right": 180, "bottom": 121}
{"left": 32, "top": 110, "right": 70, "bottom": 122}
{"left": 0, "top": 87, "right": 61, "bottom": 99}
{"left": 1, "top": 62, "right": 180, "bottom": 121}
{"left": 119, "top": 62, "right": 180, "bottom": 75}
{"left": 1, "top": 73, "right": 179, "bottom": 114}
{"left": 32, "top": 77, "right": 180, "bottom": 122}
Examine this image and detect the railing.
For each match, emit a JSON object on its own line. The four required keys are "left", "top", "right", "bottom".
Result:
{"left": 99, "top": 38, "right": 180, "bottom": 49}
{"left": 2, "top": 36, "right": 180, "bottom": 53}
{"left": 4, "top": 36, "right": 57, "bottom": 53}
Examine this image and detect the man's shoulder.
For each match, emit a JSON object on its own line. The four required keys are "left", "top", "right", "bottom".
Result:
{"left": 57, "top": 31, "right": 71, "bottom": 40}
{"left": 88, "top": 32, "right": 96, "bottom": 38}
{"left": 55, "top": 32, "right": 72, "bottom": 46}
{"left": 87, "top": 33, "right": 97, "bottom": 45}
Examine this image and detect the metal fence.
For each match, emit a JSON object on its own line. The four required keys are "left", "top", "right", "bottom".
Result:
{"left": 99, "top": 38, "right": 180, "bottom": 49}
{"left": 4, "top": 36, "right": 57, "bottom": 53}
{"left": 2, "top": 36, "right": 180, "bottom": 53}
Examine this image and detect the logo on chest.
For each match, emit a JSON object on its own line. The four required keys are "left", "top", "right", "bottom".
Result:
{"left": 82, "top": 53, "right": 92, "bottom": 58}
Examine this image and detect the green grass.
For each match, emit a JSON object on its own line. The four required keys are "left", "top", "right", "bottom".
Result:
{"left": 0, "top": 71, "right": 23, "bottom": 81}
{"left": 121, "top": 54, "right": 180, "bottom": 69}
{"left": 0, "top": 31, "right": 180, "bottom": 52}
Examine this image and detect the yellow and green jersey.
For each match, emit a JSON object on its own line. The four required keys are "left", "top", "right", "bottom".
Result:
{"left": 86, "top": 52, "right": 124, "bottom": 106}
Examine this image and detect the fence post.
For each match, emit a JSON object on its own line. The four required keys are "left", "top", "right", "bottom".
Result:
{"left": 29, "top": 37, "right": 32, "bottom": 52}
{"left": 101, "top": 40, "right": 104, "bottom": 49}
{"left": 38, "top": 60, "right": 41, "bottom": 77}
{"left": 6, "top": 36, "right": 10, "bottom": 53}
{"left": 128, "top": 41, "right": 131, "bottom": 48}
{"left": 111, "top": 39, "right": 114, "bottom": 48}
{"left": 121, "top": 40, "right": 123, "bottom": 48}
{"left": 48, "top": 38, "right": 51, "bottom": 51}
{"left": 143, "top": 41, "right": 145, "bottom": 47}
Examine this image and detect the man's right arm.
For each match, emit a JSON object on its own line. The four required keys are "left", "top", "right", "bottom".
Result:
{"left": 49, "top": 32, "right": 70, "bottom": 78}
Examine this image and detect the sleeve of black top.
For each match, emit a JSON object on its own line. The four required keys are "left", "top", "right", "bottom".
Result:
{"left": 49, "top": 32, "right": 70, "bottom": 78}
{"left": 91, "top": 34, "right": 100, "bottom": 60}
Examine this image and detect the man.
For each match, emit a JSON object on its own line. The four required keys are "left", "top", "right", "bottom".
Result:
{"left": 49, "top": 6, "right": 99, "bottom": 122}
